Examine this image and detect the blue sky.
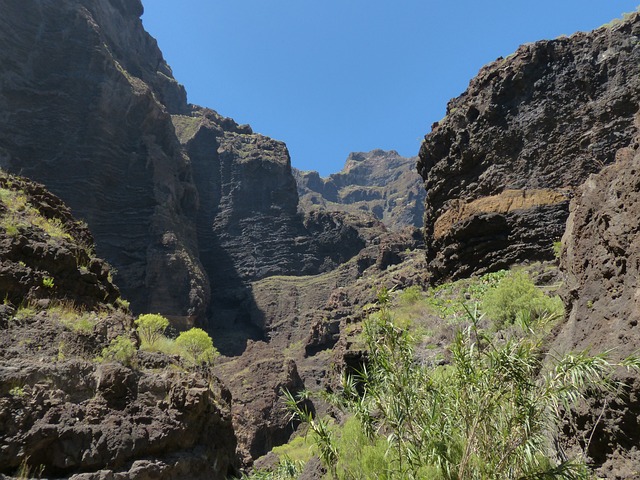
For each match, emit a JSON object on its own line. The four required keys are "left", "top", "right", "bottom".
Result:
{"left": 142, "top": 1, "right": 638, "bottom": 176}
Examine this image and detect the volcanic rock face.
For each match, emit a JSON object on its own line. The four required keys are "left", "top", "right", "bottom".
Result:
{"left": 218, "top": 227, "right": 426, "bottom": 463}
{"left": 295, "top": 150, "right": 425, "bottom": 231}
{"left": 0, "top": 171, "right": 237, "bottom": 479}
{"left": 0, "top": 0, "right": 204, "bottom": 323}
{"left": 417, "top": 15, "right": 640, "bottom": 281}
{"left": 0, "top": 0, "right": 381, "bottom": 332}
{"left": 554, "top": 138, "right": 640, "bottom": 478}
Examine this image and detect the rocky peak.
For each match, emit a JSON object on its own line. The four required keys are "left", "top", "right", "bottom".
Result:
{"left": 295, "top": 149, "right": 425, "bottom": 231}
{"left": 417, "top": 13, "right": 640, "bottom": 282}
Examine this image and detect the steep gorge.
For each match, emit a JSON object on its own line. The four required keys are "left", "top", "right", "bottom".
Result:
{"left": 3, "top": 0, "right": 640, "bottom": 477}
{"left": 0, "top": 0, "right": 377, "bottom": 337}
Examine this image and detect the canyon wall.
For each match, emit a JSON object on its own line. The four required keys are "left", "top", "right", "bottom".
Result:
{"left": 418, "top": 14, "right": 640, "bottom": 281}
{"left": 295, "top": 149, "right": 425, "bottom": 231}
{"left": 0, "top": 0, "right": 377, "bottom": 332}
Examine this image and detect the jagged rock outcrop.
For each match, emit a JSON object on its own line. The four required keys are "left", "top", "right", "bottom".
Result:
{"left": 220, "top": 228, "right": 425, "bottom": 464}
{"left": 417, "top": 14, "right": 640, "bottom": 281}
{"left": 0, "top": 171, "right": 237, "bottom": 479}
{"left": 0, "top": 1, "right": 398, "bottom": 466}
{"left": 554, "top": 137, "right": 640, "bottom": 479}
{"left": 0, "top": 171, "right": 119, "bottom": 308}
{"left": 295, "top": 150, "right": 425, "bottom": 231}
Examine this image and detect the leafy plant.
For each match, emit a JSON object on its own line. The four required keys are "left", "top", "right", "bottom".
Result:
{"left": 481, "top": 269, "right": 563, "bottom": 328}
{"left": 97, "top": 335, "right": 136, "bottom": 366}
{"left": 135, "top": 313, "right": 169, "bottom": 347}
{"left": 175, "top": 328, "right": 219, "bottom": 365}
{"left": 49, "top": 302, "right": 100, "bottom": 334}
{"left": 553, "top": 240, "right": 563, "bottom": 259}
{"left": 42, "top": 276, "right": 54, "bottom": 289}
{"left": 9, "top": 386, "right": 26, "bottom": 397}
{"left": 286, "top": 292, "right": 639, "bottom": 479}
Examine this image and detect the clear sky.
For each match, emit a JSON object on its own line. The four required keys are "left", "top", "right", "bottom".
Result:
{"left": 142, "top": 1, "right": 638, "bottom": 176}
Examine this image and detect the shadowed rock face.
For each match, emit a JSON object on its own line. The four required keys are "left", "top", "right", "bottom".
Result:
{"left": 0, "top": 0, "right": 204, "bottom": 323}
{"left": 295, "top": 149, "right": 425, "bottom": 231}
{"left": 0, "top": 170, "right": 237, "bottom": 480}
{"left": 0, "top": 0, "right": 380, "bottom": 331}
{"left": 417, "top": 14, "right": 640, "bottom": 281}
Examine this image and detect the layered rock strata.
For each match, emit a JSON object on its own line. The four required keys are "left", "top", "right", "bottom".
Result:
{"left": 0, "top": 0, "right": 382, "bottom": 335}
{"left": 295, "top": 150, "right": 425, "bottom": 231}
{"left": 0, "top": 170, "right": 237, "bottom": 479}
{"left": 0, "top": 0, "right": 205, "bottom": 323}
{"left": 418, "top": 14, "right": 640, "bottom": 281}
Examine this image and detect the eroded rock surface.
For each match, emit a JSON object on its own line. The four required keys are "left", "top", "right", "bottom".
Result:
{"left": 0, "top": 171, "right": 237, "bottom": 479}
{"left": 0, "top": 0, "right": 387, "bottom": 337}
{"left": 418, "top": 14, "right": 640, "bottom": 281}
{"left": 219, "top": 228, "right": 426, "bottom": 464}
{"left": 0, "top": 0, "right": 205, "bottom": 323}
{"left": 555, "top": 138, "right": 640, "bottom": 479}
{"left": 295, "top": 150, "right": 425, "bottom": 231}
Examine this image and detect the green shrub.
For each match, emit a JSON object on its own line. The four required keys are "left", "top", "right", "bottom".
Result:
{"left": 286, "top": 295, "right": 638, "bottom": 479}
{"left": 238, "top": 456, "right": 304, "bottom": 480}
{"left": 135, "top": 313, "right": 169, "bottom": 347}
{"left": 98, "top": 335, "right": 136, "bottom": 366}
{"left": 175, "top": 328, "right": 219, "bottom": 365}
{"left": 49, "top": 302, "right": 100, "bottom": 334}
{"left": 481, "top": 270, "right": 563, "bottom": 327}
{"left": 271, "top": 435, "right": 312, "bottom": 464}
{"left": 397, "top": 285, "right": 422, "bottom": 306}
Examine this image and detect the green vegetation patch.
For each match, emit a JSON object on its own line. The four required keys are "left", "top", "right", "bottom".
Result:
{"left": 284, "top": 291, "right": 640, "bottom": 479}
{"left": 0, "top": 184, "right": 72, "bottom": 241}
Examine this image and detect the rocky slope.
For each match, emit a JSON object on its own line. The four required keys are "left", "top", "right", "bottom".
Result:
{"left": 0, "top": 0, "right": 403, "bottom": 467}
{"left": 417, "top": 14, "right": 640, "bottom": 282}
{"left": 173, "top": 108, "right": 383, "bottom": 346}
{"left": 554, "top": 135, "right": 640, "bottom": 479}
{"left": 217, "top": 227, "right": 426, "bottom": 464}
{"left": 0, "top": 170, "right": 237, "bottom": 479}
{"left": 294, "top": 150, "right": 425, "bottom": 231}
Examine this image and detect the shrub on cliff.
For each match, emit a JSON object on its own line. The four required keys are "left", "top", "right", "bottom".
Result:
{"left": 482, "top": 269, "right": 563, "bottom": 327}
{"left": 135, "top": 313, "right": 169, "bottom": 347}
{"left": 176, "top": 328, "right": 219, "bottom": 365}
{"left": 98, "top": 335, "right": 136, "bottom": 366}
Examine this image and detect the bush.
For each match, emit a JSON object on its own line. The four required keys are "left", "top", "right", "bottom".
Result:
{"left": 98, "top": 335, "right": 136, "bottom": 366}
{"left": 135, "top": 313, "right": 169, "bottom": 347}
{"left": 481, "top": 270, "right": 563, "bottom": 327}
{"left": 286, "top": 295, "right": 639, "bottom": 479}
{"left": 175, "top": 328, "right": 219, "bottom": 365}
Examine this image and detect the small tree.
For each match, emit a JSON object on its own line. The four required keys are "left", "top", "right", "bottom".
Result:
{"left": 175, "top": 328, "right": 219, "bottom": 365}
{"left": 135, "top": 313, "right": 169, "bottom": 347}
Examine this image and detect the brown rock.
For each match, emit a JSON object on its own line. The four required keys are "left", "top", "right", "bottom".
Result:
{"left": 417, "top": 14, "right": 640, "bottom": 282}
{"left": 555, "top": 139, "right": 640, "bottom": 477}
{"left": 295, "top": 149, "right": 425, "bottom": 231}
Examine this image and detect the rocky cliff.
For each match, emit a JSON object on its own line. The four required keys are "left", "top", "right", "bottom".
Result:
{"left": 0, "top": 0, "right": 378, "bottom": 331}
{"left": 0, "top": 0, "right": 204, "bottom": 323}
{"left": 0, "top": 0, "right": 399, "bottom": 466}
{"left": 295, "top": 149, "right": 425, "bottom": 231}
{"left": 554, "top": 134, "right": 640, "bottom": 479}
{"left": 0, "top": 170, "right": 237, "bottom": 479}
{"left": 417, "top": 14, "right": 640, "bottom": 281}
